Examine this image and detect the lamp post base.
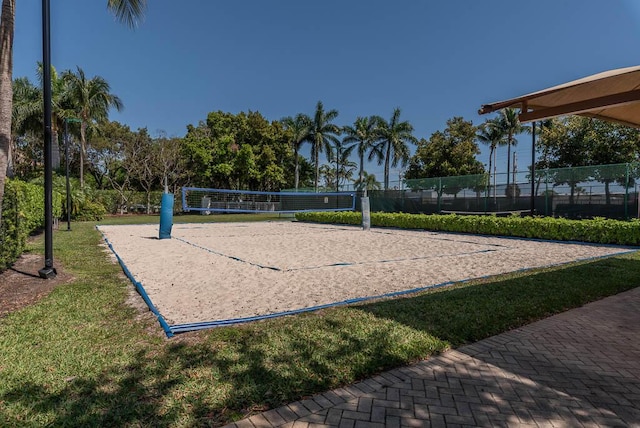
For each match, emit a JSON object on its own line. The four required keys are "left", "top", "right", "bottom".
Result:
{"left": 38, "top": 267, "right": 57, "bottom": 279}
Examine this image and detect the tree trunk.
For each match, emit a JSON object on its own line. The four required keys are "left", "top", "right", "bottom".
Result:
{"left": 384, "top": 142, "right": 391, "bottom": 190}
{"left": 80, "top": 120, "right": 87, "bottom": 187}
{"left": 359, "top": 151, "right": 364, "bottom": 187}
{"left": 0, "top": 0, "right": 15, "bottom": 224}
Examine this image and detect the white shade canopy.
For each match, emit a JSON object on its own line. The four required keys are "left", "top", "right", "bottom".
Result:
{"left": 479, "top": 65, "right": 640, "bottom": 128}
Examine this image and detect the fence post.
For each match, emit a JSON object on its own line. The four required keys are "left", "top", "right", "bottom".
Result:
{"left": 545, "top": 169, "right": 549, "bottom": 216}
{"left": 437, "top": 178, "right": 442, "bottom": 213}
{"left": 625, "top": 163, "right": 630, "bottom": 219}
{"left": 484, "top": 175, "right": 488, "bottom": 214}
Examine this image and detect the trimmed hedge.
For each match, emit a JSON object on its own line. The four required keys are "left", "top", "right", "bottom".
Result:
{"left": 0, "top": 179, "right": 63, "bottom": 270}
{"left": 295, "top": 211, "right": 640, "bottom": 246}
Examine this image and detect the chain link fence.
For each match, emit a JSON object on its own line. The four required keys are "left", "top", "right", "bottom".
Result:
{"left": 363, "top": 163, "right": 640, "bottom": 220}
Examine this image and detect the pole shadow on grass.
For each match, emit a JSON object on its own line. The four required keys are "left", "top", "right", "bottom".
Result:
{"left": 2, "top": 256, "right": 639, "bottom": 426}
{"left": 0, "top": 315, "right": 439, "bottom": 426}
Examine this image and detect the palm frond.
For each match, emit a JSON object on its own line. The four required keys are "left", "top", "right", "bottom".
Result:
{"left": 106, "top": 0, "right": 146, "bottom": 28}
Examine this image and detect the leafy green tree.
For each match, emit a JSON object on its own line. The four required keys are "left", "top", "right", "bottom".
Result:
{"left": 232, "top": 144, "right": 258, "bottom": 190}
{"left": 406, "top": 117, "right": 484, "bottom": 179}
{"left": 537, "top": 116, "right": 640, "bottom": 203}
{"left": 211, "top": 135, "right": 237, "bottom": 189}
{"left": 281, "top": 114, "right": 311, "bottom": 190}
{"left": 182, "top": 121, "right": 213, "bottom": 187}
{"left": 588, "top": 119, "right": 640, "bottom": 203}
{"left": 304, "top": 101, "right": 341, "bottom": 191}
{"left": 371, "top": 108, "right": 417, "bottom": 190}
{"left": 11, "top": 132, "right": 41, "bottom": 179}
{"left": 63, "top": 67, "right": 123, "bottom": 187}
{"left": 0, "top": 0, "right": 146, "bottom": 225}
{"left": 257, "top": 145, "right": 286, "bottom": 191}
{"left": 536, "top": 116, "right": 594, "bottom": 203}
{"left": 155, "top": 134, "right": 185, "bottom": 193}
{"left": 89, "top": 121, "right": 140, "bottom": 213}
{"left": 119, "top": 127, "right": 159, "bottom": 212}
{"left": 183, "top": 111, "right": 294, "bottom": 191}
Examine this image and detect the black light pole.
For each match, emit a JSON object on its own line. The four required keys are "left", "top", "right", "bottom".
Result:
{"left": 530, "top": 121, "right": 536, "bottom": 217}
{"left": 39, "top": 0, "right": 56, "bottom": 279}
{"left": 64, "top": 119, "right": 71, "bottom": 231}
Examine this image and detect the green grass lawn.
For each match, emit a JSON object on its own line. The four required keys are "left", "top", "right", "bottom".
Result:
{"left": 1, "top": 215, "right": 639, "bottom": 427}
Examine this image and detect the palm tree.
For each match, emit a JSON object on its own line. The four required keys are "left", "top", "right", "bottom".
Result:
{"left": 477, "top": 118, "right": 506, "bottom": 200}
{"left": 372, "top": 108, "right": 417, "bottom": 190}
{"left": 342, "top": 116, "right": 379, "bottom": 188}
{"left": 328, "top": 139, "right": 356, "bottom": 192}
{"left": 281, "top": 113, "right": 311, "bottom": 191}
{"left": 0, "top": 0, "right": 145, "bottom": 224}
{"left": 305, "top": 101, "right": 341, "bottom": 192}
{"left": 62, "top": 66, "right": 123, "bottom": 187}
{"left": 497, "top": 108, "right": 526, "bottom": 193}
{"left": 12, "top": 77, "right": 40, "bottom": 137}
{"left": 13, "top": 65, "right": 73, "bottom": 169}
{"left": 353, "top": 171, "right": 382, "bottom": 191}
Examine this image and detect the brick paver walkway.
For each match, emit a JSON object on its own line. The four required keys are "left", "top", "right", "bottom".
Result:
{"left": 224, "top": 287, "right": 640, "bottom": 427}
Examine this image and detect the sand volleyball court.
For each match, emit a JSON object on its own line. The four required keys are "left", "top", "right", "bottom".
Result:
{"left": 97, "top": 221, "right": 633, "bottom": 333}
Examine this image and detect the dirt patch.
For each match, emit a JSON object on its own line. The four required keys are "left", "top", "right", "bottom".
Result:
{"left": 0, "top": 254, "right": 74, "bottom": 318}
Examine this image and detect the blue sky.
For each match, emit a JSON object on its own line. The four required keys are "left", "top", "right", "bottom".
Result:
{"left": 12, "top": 1, "right": 640, "bottom": 183}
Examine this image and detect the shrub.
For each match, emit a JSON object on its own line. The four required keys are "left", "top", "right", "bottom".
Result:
{"left": 295, "top": 211, "right": 640, "bottom": 246}
{"left": 0, "top": 179, "right": 63, "bottom": 271}
{"left": 73, "top": 200, "right": 107, "bottom": 221}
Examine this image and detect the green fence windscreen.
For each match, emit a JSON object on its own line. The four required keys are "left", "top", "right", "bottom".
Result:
{"left": 371, "top": 163, "right": 640, "bottom": 219}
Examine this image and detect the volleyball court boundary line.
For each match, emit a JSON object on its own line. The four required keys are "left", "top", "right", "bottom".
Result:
{"left": 96, "top": 224, "right": 638, "bottom": 337}
{"left": 173, "top": 233, "right": 501, "bottom": 272}
{"left": 168, "top": 249, "right": 637, "bottom": 334}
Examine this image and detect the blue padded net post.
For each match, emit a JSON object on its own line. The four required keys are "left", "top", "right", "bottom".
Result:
{"left": 361, "top": 196, "right": 371, "bottom": 231}
{"left": 159, "top": 193, "right": 174, "bottom": 239}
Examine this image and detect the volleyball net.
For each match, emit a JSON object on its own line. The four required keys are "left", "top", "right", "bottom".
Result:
{"left": 182, "top": 187, "right": 356, "bottom": 214}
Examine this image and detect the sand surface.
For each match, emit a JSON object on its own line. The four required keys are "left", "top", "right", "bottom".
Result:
{"left": 97, "top": 221, "right": 633, "bottom": 327}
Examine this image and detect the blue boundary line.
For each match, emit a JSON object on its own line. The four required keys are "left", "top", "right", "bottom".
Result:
{"left": 96, "top": 225, "right": 175, "bottom": 338}
{"left": 96, "top": 223, "right": 639, "bottom": 336}
{"left": 168, "top": 248, "right": 638, "bottom": 334}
